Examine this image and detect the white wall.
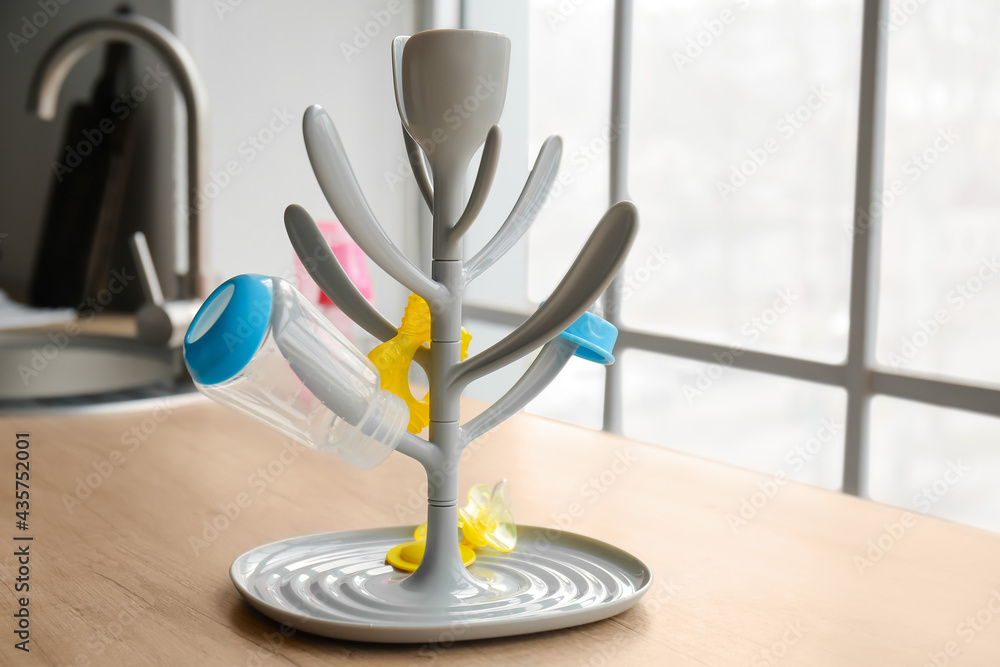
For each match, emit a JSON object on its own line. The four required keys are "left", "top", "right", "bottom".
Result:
{"left": 175, "top": 0, "right": 421, "bottom": 323}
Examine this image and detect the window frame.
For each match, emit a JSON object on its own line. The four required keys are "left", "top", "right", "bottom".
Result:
{"left": 460, "top": 0, "right": 1000, "bottom": 497}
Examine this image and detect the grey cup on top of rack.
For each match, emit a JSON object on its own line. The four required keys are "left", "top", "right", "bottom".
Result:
{"left": 392, "top": 31, "right": 509, "bottom": 183}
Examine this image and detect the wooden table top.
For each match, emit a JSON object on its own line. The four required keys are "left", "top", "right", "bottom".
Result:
{"left": 2, "top": 398, "right": 999, "bottom": 666}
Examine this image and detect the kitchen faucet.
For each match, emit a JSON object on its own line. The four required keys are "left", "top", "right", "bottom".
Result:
{"left": 27, "top": 12, "right": 209, "bottom": 301}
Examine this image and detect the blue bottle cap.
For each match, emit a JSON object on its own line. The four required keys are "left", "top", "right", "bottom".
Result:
{"left": 558, "top": 310, "right": 618, "bottom": 365}
{"left": 183, "top": 274, "right": 273, "bottom": 385}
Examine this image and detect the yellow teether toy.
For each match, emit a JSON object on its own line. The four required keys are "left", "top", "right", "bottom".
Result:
{"left": 387, "top": 480, "right": 516, "bottom": 572}
{"left": 367, "top": 293, "right": 472, "bottom": 434}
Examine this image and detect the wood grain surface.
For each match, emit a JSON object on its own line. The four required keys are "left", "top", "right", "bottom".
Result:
{"left": 1, "top": 398, "right": 999, "bottom": 666}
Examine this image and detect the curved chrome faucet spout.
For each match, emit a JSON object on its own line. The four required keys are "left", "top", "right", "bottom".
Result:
{"left": 28, "top": 14, "right": 208, "bottom": 298}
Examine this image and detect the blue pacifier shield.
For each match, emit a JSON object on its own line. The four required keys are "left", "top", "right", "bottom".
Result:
{"left": 558, "top": 311, "right": 618, "bottom": 365}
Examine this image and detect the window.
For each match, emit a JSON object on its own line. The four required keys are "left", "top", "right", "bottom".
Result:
{"left": 460, "top": 0, "right": 1000, "bottom": 534}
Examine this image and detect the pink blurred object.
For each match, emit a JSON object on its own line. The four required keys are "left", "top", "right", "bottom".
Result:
{"left": 293, "top": 220, "right": 372, "bottom": 340}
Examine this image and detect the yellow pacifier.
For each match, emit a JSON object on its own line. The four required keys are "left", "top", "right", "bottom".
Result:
{"left": 386, "top": 480, "right": 516, "bottom": 572}
{"left": 458, "top": 479, "right": 517, "bottom": 552}
{"left": 367, "top": 293, "right": 472, "bottom": 434}
{"left": 385, "top": 535, "right": 477, "bottom": 573}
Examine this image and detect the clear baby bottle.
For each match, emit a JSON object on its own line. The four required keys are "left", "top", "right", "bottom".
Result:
{"left": 182, "top": 274, "right": 408, "bottom": 469}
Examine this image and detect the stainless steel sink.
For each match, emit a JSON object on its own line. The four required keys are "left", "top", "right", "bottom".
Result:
{"left": 0, "top": 333, "right": 195, "bottom": 411}
{"left": 7, "top": 12, "right": 210, "bottom": 414}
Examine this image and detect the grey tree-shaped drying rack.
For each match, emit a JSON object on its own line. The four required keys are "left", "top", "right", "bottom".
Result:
{"left": 232, "top": 28, "right": 652, "bottom": 643}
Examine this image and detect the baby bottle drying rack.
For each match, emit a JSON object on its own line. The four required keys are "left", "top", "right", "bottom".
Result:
{"left": 191, "top": 29, "right": 652, "bottom": 643}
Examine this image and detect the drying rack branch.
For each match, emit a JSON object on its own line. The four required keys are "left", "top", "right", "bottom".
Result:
{"left": 404, "top": 124, "right": 501, "bottom": 243}
{"left": 402, "top": 125, "right": 434, "bottom": 211}
{"left": 303, "top": 105, "right": 444, "bottom": 302}
{"left": 465, "top": 136, "right": 562, "bottom": 282}
{"left": 449, "top": 201, "right": 638, "bottom": 391}
{"left": 390, "top": 37, "right": 412, "bottom": 134}
{"left": 447, "top": 126, "right": 501, "bottom": 241}
{"left": 396, "top": 432, "right": 441, "bottom": 467}
{"left": 284, "top": 204, "right": 429, "bottom": 371}
{"left": 460, "top": 338, "right": 577, "bottom": 445}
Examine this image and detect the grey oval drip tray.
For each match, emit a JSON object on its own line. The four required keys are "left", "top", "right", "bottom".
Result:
{"left": 231, "top": 525, "right": 653, "bottom": 643}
